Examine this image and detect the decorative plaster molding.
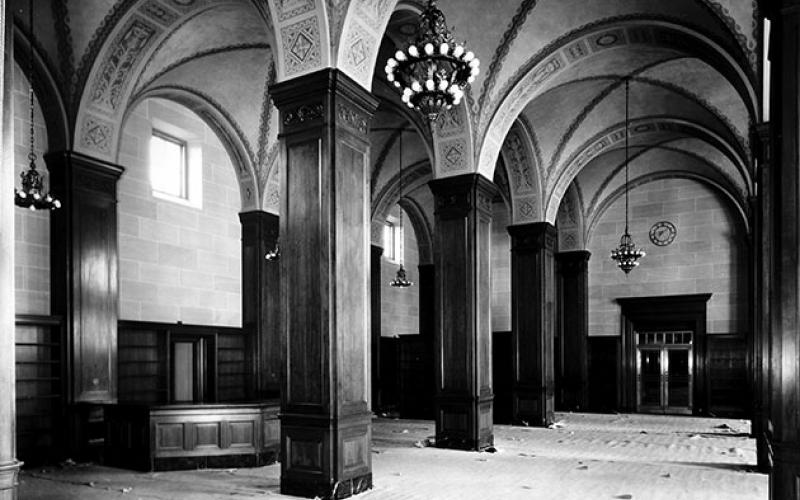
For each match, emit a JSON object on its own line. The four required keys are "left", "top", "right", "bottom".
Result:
{"left": 280, "top": 15, "right": 322, "bottom": 75}
{"left": 337, "top": 102, "right": 369, "bottom": 134}
{"left": 283, "top": 102, "right": 324, "bottom": 125}
{"left": 437, "top": 138, "right": 468, "bottom": 172}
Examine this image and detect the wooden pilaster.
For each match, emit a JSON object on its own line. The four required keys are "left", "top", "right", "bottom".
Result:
{"left": 556, "top": 250, "right": 590, "bottom": 412}
{"left": 508, "top": 222, "right": 557, "bottom": 427}
{"left": 270, "top": 69, "right": 378, "bottom": 499}
{"left": 429, "top": 173, "right": 495, "bottom": 450}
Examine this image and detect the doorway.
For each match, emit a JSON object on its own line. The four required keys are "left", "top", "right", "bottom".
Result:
{"left": 618, "top": 294, "right": 711, "bottom": 415}
{"left": 636, "top": 331, "right": 693, "bottom": 414}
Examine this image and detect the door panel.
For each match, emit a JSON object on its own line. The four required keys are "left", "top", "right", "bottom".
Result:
{"left": 636, "top": 331, "right": 693, "bottom": 414}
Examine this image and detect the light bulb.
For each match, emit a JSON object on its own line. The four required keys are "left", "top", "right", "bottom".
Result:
{"left": 424, "top": 43, "right": 434, "bottom": 55}
{"left": 387, "top": 58, "right": 397, "bottom": 67}
{"left": 464, "top": 51, "right": 474, "bottom": 62}
{"left": 395, "top": 50, "right": 406, "bottom": 62}
{"left": 467, "top": 75, "right": 475, "bottom": 83}
{"left": 425, "top": 79, "right": 435, "bottom": 91}
{"left": 403, "top": 87, "right": 413, "bottom": 96}
{"left": 438, "top": 80, "right": 449, "bottom": 91}
{"left": 440, "top": 43, "right": 449, "bottom": 55}
{"left": 393, "top": 81, "right": 401, "bottom": 88}
{"left": 387, "top": 72, "right": 395, "bottom": 82}
{"left": 469, "top": 59, "right": 479, "bottom": 68}
{"left": 408, "top": 45, "right": 419, "bottom": 58}
{"left": 411, "top": 81, "right": 422, "bottom": 92}
{"left": 470, "top": 66, "right": 479, "bottom": 76}
{"left": 453, "top": 45, "right": 464, "bottom": 57}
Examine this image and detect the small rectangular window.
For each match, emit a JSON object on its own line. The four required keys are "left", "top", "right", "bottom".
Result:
{"left": 150, "top": 131, "right": 188, "bottom": 200}
{"left": 383, "top": 221, "right": 396, "bottom": 261}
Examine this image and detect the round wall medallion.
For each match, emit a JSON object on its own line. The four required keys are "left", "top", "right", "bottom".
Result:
{"left": 649, "top": 221, "right": 677, "bottom": 246}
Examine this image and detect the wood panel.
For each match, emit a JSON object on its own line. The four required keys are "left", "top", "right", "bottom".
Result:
{"left": 429, "top": 174, "right": 495, "bottom": 451}
{"left": 508, "top": 222, "right": 557, "bottom": 427}
{"left": 271, "top": 68, "right": 378, "bottom": 498}
{"left": 588, "top": 336, "right": 620, "bottom": 412}
{"left": 239, "top": 211, "right": 280, "bottom": 399}
{"left": 47, "top": 151, "right": 124, "bottom": 404}
{"left": 556, "top": 251, "right": 590, "bottom": 411}
{"left": 105, "top": 402, "right": 279, "bottom": 471}
{"left": 14, "top": 315, "right": 66, "bottom": 465}
{"left": 707, "top": 334, "right": 748, "bottom": 417}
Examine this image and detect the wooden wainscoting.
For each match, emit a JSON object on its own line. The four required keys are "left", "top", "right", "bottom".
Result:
{"left": 707, "top": 334, "right": 748, "bottom": 417}
{"left": 118, "top": 320, "right": 250, "bottom": 404}
{"left": 105, "top": 402, "right": 280, "bottom": 471}
{"left": 15, "top": 314, "right": 66, "bottom": 465}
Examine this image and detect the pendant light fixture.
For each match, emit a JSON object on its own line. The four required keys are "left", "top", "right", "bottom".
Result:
{"left": 610, "top": 77, "right": 645, "bottom": 274}
{"left": 389, "top": 130, "right": 413, "bottom": 288}
{"left": 384, "top": 0, "right": 479, "bottom": 121}
{"left": 14, "top": 0, "right": 60, "bottom": 211}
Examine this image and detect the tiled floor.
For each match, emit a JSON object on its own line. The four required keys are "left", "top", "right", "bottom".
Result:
{"left": 18, "top": 413, "right": 767, "bottom": 499}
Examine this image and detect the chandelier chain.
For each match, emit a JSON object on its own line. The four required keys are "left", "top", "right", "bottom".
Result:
{"left": 624, "top": 76, "right": 629, "bottom": 234}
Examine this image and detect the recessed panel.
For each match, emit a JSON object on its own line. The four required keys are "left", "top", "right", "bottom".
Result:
{"left": 288, "top": 438, "right": 323, "bottom": 471}
{"left": 194, "top": 422, "right": 220, "bottom": 447}
{"left": 441, "top": 410, "right": 468, "bottom": 431}
{"left": 157, "top": 423, "right": 184, "bottom": 450}
{"left": 343, "top": 434, "right": 367, "bottom": 470}
{"left": 229, "top": 421, "right": 255, "bottom": 447}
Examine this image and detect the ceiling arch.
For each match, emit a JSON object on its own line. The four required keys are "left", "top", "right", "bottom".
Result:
{"left": 476, "top": 17, "right": 759, "bottom": 182}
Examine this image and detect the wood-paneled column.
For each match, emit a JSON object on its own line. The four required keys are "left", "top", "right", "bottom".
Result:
{"left": 270, "top": 69, "right": 378, "bottom": 499}
{"left": 0, "top": 2, "right": 23, "bottom": 495}
{"left": 47, "top": 151, "right": 123, "bottom": 405}
{"left": 418, "top": 263, "right": 435, "bottom": 341}
{"left": 429, "top": 174, "right": 494, "bottom": 451}
{"left": 370, "top": 244, "right": 382, "bottom": 410}
{"left": 508, "top": 222, "right": 557, "bottom": 427}
{"left": 239, "top": 210, "right": 280, "bottom": 399}
{"left": 753, "top": 122, "right": 772, "bottom": 473}
{"left": 768, "top": 2, "right": 800, "bottom": 497}
{"left": 556, "top": 250, "right": 590, "bottom": 412}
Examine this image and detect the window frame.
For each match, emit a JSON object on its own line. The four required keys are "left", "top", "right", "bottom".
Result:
{"left": 150, "top": 129, "right": 190, "bottom": 202}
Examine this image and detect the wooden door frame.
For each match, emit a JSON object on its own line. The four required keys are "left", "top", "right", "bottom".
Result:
{"left": 617, "top": 294, "right": 711, "bottom": 415}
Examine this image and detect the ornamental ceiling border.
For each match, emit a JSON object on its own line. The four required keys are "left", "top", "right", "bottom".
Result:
{"left": 695, "top": 0, "right": 759, "bottom": 71}
{"left": 544, "top": 116, "right": 751, "bottom": 223}
{"left": 256, "top": 59, "right": 278, "bottom": 174}
{"left": 585, "top": 142, "right": 746, "bottom": 222}
{"left": 545, "top": 73, "right": 751, "bottom": 181}
{"left": 51, "top": 0, "right": 75, "bottom": 109}
{"left": 131, "top": 2, "right": 248, "bottom": 93}
{"left": 476, "top": 14, "right": 758, "bottom": 149}
{"left": 584, "top": 169, "right": 750, "bottom": 244}
{"left": 475, "top": 16, "right": 758, "bottom": 181}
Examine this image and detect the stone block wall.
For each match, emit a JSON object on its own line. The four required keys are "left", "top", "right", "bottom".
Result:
{"left": 13, "top": 62, "right": 50, "bottom": 315}
{"left": 587, "top": 178, "right": 747, "bottom": 336}
{"left": 491, "top": 201, "right": 511, "bottom": 332}
{"left": 381, "top": 204, "right": 420, "bottom": 336}
{"left": 117, "top": 98, "right": 242, "bottom": 327}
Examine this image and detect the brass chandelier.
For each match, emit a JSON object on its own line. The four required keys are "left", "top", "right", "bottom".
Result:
{"left": 610, "top": 77, "right": 645, "bottom": 274}
{"left": 384, "top": 0, "right": 479, "bottom": 121}
{"left": 15, "top": 0, "right": 60, "bottom": 211}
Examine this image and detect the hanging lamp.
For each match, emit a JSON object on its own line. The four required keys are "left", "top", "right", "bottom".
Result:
{"left": 389, "top": 130, "right": 413, "bottom": 288}
{"left": 14, "top": 0, "right": 60, "bottom": 211}
{"left": 610, "top": 77, "right": 645, "bottom": 274}
{"left": 384, "top": 0, "right": 479, "bottom": 121}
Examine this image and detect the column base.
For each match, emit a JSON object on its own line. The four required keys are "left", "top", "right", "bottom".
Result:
{"left": 513, "top": 384, "right": 554, "bottom": 427}
{"left": 281, "top": 472, "right": 373, "bottom": 500}
{"left": 280, "top": 411, "right": 372, "bottom": 499}
{"left": 435, "top": 393, "right": 494, "bottom": 451}
{"left": 0, "top": 460, "right": 23, "bottom": 497}
{"left": 770, "top": 442, "right": 800, "bottom": 499}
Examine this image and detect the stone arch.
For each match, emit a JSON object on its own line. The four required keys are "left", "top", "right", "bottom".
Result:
{"left": 398, "top": 196, "right": 433, "bottom": 265}
{"left": 584, "top": 170, "right": 750, "bottom": 244}
{"left": 499, "top": 118, "right": 544, "bottom": 224}
{"left": 476, "top": 18, "right": 759, "bottom": 181}
{"left": 122, "top": 86, "right": 260, "bottom": 211}
{"left": 544, "top": 117, "right": 751, "bottom": 223}
{"left": 556, "top": 183, "right": 585, "bottom": 251}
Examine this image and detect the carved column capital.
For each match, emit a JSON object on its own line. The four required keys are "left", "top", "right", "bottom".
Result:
{"left": 429, "top": 173, "right": 497, "bottom": 219}
{"left": 508, "top": 222, "right": 557, "bottom": 253}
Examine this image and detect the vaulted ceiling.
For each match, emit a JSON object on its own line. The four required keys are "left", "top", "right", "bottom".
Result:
{"left": 12, "top": 0, "right": 762, "bottom": 237}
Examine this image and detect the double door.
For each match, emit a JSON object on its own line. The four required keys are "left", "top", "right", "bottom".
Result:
{"left": 636, "top": 331, "right": 692, "bottom": 414}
